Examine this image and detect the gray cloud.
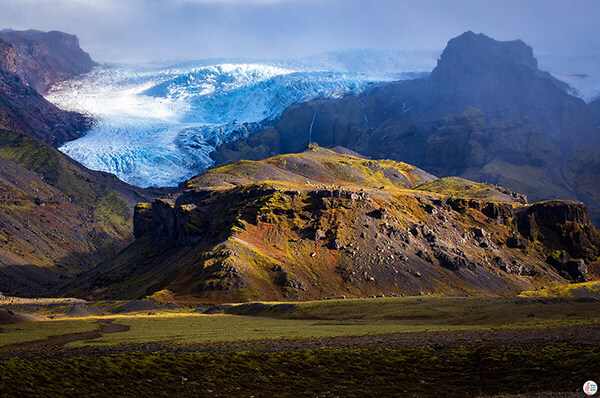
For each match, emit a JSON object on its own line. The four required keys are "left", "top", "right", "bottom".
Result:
{"left": 0, "top": 0, "right": 598, "bottom": 63}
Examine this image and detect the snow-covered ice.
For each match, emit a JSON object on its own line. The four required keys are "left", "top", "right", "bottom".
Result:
{"left": 47, "top": 52, "right": 436, "bottom": 187}
{"left": 46, "top": 49, "right": 600, "bottom": 188}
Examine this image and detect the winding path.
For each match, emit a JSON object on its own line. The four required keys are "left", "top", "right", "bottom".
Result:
{"left": 0, "top": 318, "right": 129, "bottom": 351}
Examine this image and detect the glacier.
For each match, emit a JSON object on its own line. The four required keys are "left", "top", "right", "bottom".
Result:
{"left": 47, "top": 52, "right": 436, "bottom": 187}
{"left": 46, "top": 49, "right": 600, "bottom": 188}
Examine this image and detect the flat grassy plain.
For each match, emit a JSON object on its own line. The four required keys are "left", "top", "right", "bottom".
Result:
{"left": 2, "top": 295, "right": 600, "bottom": 347}
{"left": 99, "top": 296, "right": 600, "bottom": 346}
{"left": 1, "top": 295, "right": 600, "bottom": 396}
{"left": 0, "top": 318, "right": 98, "bottom": 346}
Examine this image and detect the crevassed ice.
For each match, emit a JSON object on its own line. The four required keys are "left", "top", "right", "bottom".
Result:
{"left": 47, "top": 56, "right": 433, "bottom": 187}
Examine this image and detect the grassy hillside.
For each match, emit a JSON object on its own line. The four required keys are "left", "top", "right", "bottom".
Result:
{"left": 519, "top": 281, "right": 600, "bottom": 299}
{"left": 190, "top": 143, "right": 435, "bottom": 190}
{"left": 70, "top": 146, "right": 600, "bottom": 302}
{"left": 0, "top": 130, "right": 157, "bottom": 296}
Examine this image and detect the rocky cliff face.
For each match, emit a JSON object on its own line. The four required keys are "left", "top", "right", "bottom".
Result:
{"left": 0, "top": 68, "right": 92, "bottom": 146}
{"left": 0, "top": 40, "right": 17, "bottom": 74}
{"left": 0, "top": 33, "right": 93, "bottom": 146}
{"left": 0, "top": 29, "right": 96, "bottom": 94}
{"left": 70, "top": 147, "right": 600, "bottom": 302}
{"left": 211, "top": 32, "right": 600, "bottom": 225}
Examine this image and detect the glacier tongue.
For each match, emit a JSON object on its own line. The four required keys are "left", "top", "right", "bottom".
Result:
{"left": 47, "top": 57, "right": 432, "bottom": 187}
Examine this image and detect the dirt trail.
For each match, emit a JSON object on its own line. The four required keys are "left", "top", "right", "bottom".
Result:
{"left": 0, "top": 318, "right": 129, "bottom": 351}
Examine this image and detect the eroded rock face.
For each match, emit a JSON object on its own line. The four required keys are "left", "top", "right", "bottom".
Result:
{"left": 519, "top": 200, "right": 591, "bottom": 228}
{"left": 547, "top": 251, "right": 588, "bottom": 282}
{"left": 75, "top": 149, "right": 600, "bottom": 302}
{"left": 0, "top": 68, "right": 92, "bottom": 146}
{"left": 122, "top": 182, "right": 598, "bottom": 302}
{"left": 515, "top": 200, "right": 599, "bottom": 281}
{"left": 0, "top": 29, "right": 96, "bottom": 94}
{"left": 0, "top": 40, "right": 17, "bottom": 74}
{"left": 0, "top": 32, "right": 94, "bottom": 146}
{"left": 517, "top": 200, "right": 598, "bottom": 254}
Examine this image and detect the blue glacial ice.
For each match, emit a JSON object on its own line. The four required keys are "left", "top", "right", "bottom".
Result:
{"left": 47, "top": 52, "right": 437, "bottom": 187}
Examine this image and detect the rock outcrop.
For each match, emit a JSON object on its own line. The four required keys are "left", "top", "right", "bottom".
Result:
{"left": 0, "top": 29, "right": 96, "bottom": 94}
{"left": 0, "top": 39, "right": 17, "bottom": 74}
{"left": 70, "top": 147, "right": 600, "bottom": 302}
{"left": 0, "top": 31, "right": 95, "bottom": 146}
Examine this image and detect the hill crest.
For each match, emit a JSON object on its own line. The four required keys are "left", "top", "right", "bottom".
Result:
{"left": 69, "top": 148, "right": 600, "bottom": 302}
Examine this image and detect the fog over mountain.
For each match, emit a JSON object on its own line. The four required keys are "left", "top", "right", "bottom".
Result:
{"left": 0, "top": 0, "right": 599, "bottom": 63}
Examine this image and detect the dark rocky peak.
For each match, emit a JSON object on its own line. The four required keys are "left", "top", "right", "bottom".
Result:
{"left": 430, "top": 31, "right": 569, "bottom": 93}
{"left": 0, "top": 29, "right": 96, "bottom": 93}
{"left": 435, "top": 31, "right": 537, "bottom": 72}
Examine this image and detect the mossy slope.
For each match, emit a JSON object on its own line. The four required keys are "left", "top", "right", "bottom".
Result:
{"left": 0, "top": 130, "right": 157, "bottom": 296}
{"left": 71, "top": 146, "right": 600, "bottom": 302}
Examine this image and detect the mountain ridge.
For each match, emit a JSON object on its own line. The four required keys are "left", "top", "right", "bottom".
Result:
{"left": 0, "top": 33, "right": 93, "bottom": 147}
{"left": 210, "top": 32, "right": 600, "bottom": 225}
{"left": 68, "top": 146, "right": 600, "bottom": 302}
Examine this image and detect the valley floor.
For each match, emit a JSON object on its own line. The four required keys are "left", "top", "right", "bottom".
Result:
{"left": 1, "top": 295, "right": 599, "bottom": 397}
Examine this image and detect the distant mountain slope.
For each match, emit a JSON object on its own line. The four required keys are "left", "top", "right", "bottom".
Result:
{"left": 590, "top": 98, "right": 600, "bottom": 126}
{"left": 68, "top": 146, "right": 599, "bottom": 302}
{"left": 0, "top": 29, "right": 96, "bottom": 94}
{"left": 0, "top": 30, "right": 162, "bottom": 296}
{"left": 0, "top": 37, "right": 91, "bottom": 146}
{"left": 211, "top": 32, "right": 600, "bottom": 224}
{"left": 0, "top": 129, "right": 158, "bottom": 296}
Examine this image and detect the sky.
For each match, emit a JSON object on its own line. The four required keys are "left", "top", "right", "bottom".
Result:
{"left": 0, "top": 0, "right": 598, "bottom": 63}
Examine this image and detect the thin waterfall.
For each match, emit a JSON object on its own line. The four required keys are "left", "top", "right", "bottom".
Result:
{"left": 358, "top": 99, "right": 368, "bottom": 134}
{"left": 308, "top": 108, "right": 317, "bottom": 145}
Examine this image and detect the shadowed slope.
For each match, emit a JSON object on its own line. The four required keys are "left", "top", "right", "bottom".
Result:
{"left": 211, "top": 32, "right": 600, "bottom": 224}
{"left": 0, "top": 129, "right": 159, "bottom": 296}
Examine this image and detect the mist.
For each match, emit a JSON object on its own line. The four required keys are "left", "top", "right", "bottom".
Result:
{"left": 0, "top": 0, "right": 598, "bottom": 63}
